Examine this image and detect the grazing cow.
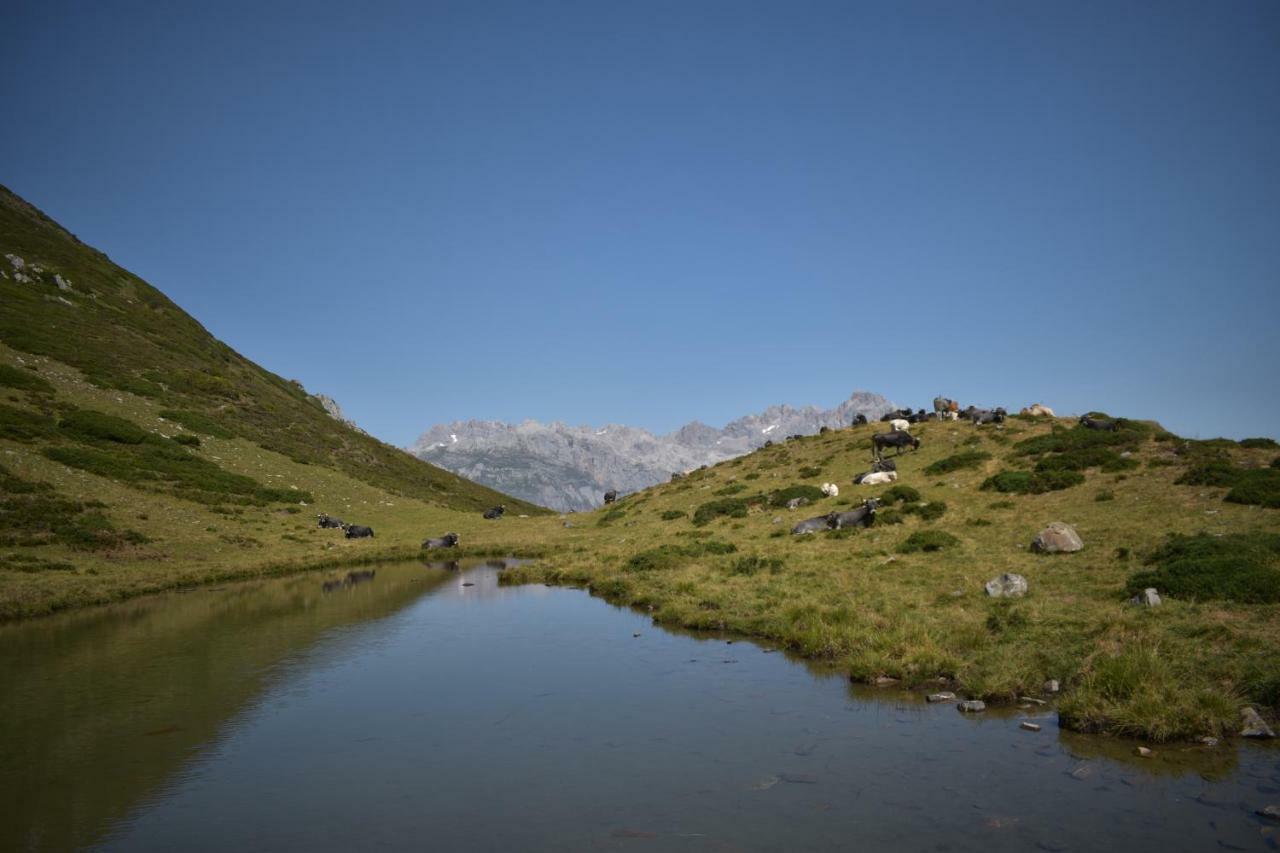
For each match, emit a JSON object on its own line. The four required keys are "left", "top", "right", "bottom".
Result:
{"left": 889, "top": 418, "right": 911, "bottom": 433}
{"left": 1079, "top": 415, "right": 1119, "bottom": 432}
{"left": 828, "top": 499, "right": 881, "bottom": 529}
{"left": 422, "top": 532, "right": 460, "bottom": 550}
{"left": 1020, "top": 403, "right": 1055, "bottom": 417}
{"left": 970, "top": 408, "right": 1006, "bottom": 425}
{"left": 856, "top": 470, "right": 898, "bottom": 486}
{"left": 671, "top": 472, "right": 685, "bottom": 481}
{"left": 908, "top": 409, "right": 931, "bottom": 424}
{"left": 821, "top": 482, "right": 839, "bottom": 498}
{"left": 343, "top": 524, "right": 374, "bottom": 539}
{"left": 317, "top": 513, "right": 345, "bottom": 529}
{"left": 483, "top": 505, "right": 506, "bottom": 520}
{"left": 603, "top": 490, "right": 618, "bottom": 504}
{"left": 791, "top": 515, "right": 831, "bottom": 535}
{"left": 852, "top": 414, "right": 868, "bottom": 426}
{"left": 819, "top": 426, "right": 831, "bottom": 435}
{"left": 871, "top": 431, "right": 921, "bottom": 459}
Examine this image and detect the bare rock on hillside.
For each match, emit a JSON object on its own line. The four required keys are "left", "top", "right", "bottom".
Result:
{"left": 1031, "top": 522, "right": 1083, "bottom": 553}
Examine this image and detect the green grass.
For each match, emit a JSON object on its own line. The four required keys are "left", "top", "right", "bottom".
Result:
{"left": 59, "top": 409, "right": 150, "bottom": 444}
{"left": 981, "top": 469, "right": 1085, "bottom": 494}
{"left": 625, "top": 540, "right": 737, "bottom": 572}
{"left": 879, "top": 485, "right": 921, "bottom": 504}
{"left": 659, "top": 509, "right": 686, "bottom": 521}
{"left": 897, "top": 530, "right": 960, "bottom": 553}
{"left": 0, "top": 364, "right": 54, "bottom": 394}
{"left": 158, "top": 409, "right": 236, "bottom": 439}
{"left": 767, "top": 484, "right": 825, "bottom": 507}
{"left": 1177, "top": 461, "right": 1280, "bottom": 508}
{"left": 692, "top": 497, "right": 751, "bottom": 525}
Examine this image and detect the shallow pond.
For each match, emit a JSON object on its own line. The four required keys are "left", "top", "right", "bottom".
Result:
{"left": 1, "top": 560, "right": 1277, "bottom": 852}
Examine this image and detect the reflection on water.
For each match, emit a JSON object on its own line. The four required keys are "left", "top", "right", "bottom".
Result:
{"left": 0, "top": 561, "right": 1276, "bottom": 852}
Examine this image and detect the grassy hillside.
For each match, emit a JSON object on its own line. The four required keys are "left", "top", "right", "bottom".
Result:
{"left": 0, "top": 186, "right": 546, "bottom": 618}
{"left": 498, "top": 416, "right": 1280, "bottom": 742}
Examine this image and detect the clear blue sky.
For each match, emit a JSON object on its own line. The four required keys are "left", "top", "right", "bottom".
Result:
{"left": 4, "top": 0, "right": 1278, "bottom": 444}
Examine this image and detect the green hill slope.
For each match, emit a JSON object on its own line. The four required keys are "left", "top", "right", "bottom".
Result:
{"left": 0, "top": 186, "right": 546, "bottom": 617}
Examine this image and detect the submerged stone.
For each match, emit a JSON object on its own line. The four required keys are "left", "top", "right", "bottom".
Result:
{"left": 958, "top": 699, "right": 987, "bottom": 713}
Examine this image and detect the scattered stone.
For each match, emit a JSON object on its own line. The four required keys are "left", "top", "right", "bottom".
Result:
{"left": 873, "top": 676, "right": 898, "bottom": 686}
{"left": 985, "top": 573, "right": 1028, "bottom": 598}
{"left": 1258, "top": 805, "right": 1280, "bottom": 820}
{"left": 1135, "top": 746, "right": 1154, "bottom": 758}
{"left": 1043, "top": 679, "right": 1060, "bottom": 694}
{"left": 1129, "top": 587, "right": 1162, "bottom": 607}
{"left": 958, "top": 700, "right": 987, "bottom": 713}
{"left": 54, "top": 273, "right": 71, "bottom": 291}
{"left": 1068, "top": 763, "right": 1094, "bottom": 781}
{"left": 1241, "top": 707, "right": 1276, "bottom": 738}
{"left": 1031, "top": 522, "right": 1084, "bottom": 554}
{"left": 927, "top": 692, "right": 957, "bottom": 703}
{"left": 1020, "top": 696, "right": 1047, "bottom": 706}
{"left": 786, "top": 497, "right": 809, "bottom": 510}
{"left": 1020, "top": 722, "right": 1041, "bottom": 732}
{"left": 1200, "top": 736, "right": 1219, "bottom": 747}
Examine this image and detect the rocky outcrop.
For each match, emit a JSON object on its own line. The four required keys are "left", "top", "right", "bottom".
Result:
{"left": 313, "top": 393, "right": 368, "bottom": 436}
{"left": 407, "top": 391, "right": 895, "bottom": 511}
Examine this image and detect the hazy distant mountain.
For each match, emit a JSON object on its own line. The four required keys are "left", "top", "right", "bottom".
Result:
{"left": 407, "top": 391, "right": 896, "bottom": 511}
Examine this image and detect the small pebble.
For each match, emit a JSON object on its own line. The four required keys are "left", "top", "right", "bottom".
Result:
{"left": 1020, "top": 722, "right": 1041, "bottom": 732}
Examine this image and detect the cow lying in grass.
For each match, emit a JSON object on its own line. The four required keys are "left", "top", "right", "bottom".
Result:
{"left": 422, "top": 532, "right": 460, "bottom": 550}
{"left": 317, "top": 513, "right": 345, "bottom": 529}
{"left": 791, "top": 499, "right": 880, "bottom": 534}
{"left": 483, "top": 505, "right": 506, "bottom": 520}
{"left": 856, "top": 470, "right": 898, "bottom": 486}
{"left": 343, "top": 524, "right": 374, "bottom": 539}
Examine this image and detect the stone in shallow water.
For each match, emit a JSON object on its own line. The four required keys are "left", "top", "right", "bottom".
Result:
{"left": 1257, "top": 804, "right": 1280, "bottom": 819}
{"left": 1031, "top": 522, "right": 1083, "bottom": 553}
{"left": 985, "top": 573, "right": 1028, "bottom": 598}
{"left": 1020, "top": 721, "right": 1041, "bottom": 732}
{"left": 926, "top": 692, "right": 957, "bottom": 703}
{"left": 1241, "top": 707, "right": 1276, "bottom": 738}
{"left": 958, "top": 699, "right": 986, "bottom": 713}
{"left": 1135, "top": 746, "right": 1154, "bottom": 758}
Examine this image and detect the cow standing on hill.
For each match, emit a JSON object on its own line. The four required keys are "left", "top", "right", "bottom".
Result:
{"left": 483, "top": 505, "right": 506, "bottom": 520}
{"left": 872, "top": 431, "right": 920, "bottom": 459}
{"left": 603, "top": 490, "right": 618, "bottom": 504}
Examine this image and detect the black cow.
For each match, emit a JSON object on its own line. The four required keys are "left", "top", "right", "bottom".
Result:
{"left": 873, "top": 458, "right": 897, "bottom": 473}
{"left": 852, "top": 414, "right": 868, "bottom": 426}
{"left": 791, "top": 515, "right": 831, "bottom": 535}
{"left": 828, "top": 499, "right": 881, "bottom": 530}
{"left": 603, "top": 490, "right": 618, "bottom": 504}
{"left": 880, "top": 408, "right": 914, "bottom": 423}
{"left": 670, "top": 472, "right": 685, "bottom": 481}
{"left": 422, "top": 532, "right": 460, "bottom": 550}
{"left": 871, "top": 431, "right": 921, "bottom": 459}
{"left": 1080, "top": 415, "right": 1119, "bottom": 432}
{"left": 483, "top": 505, "right": 506, "bottom": 520}
{"left": 343, "top": 524, "right": 374, "bottom": 539}
{"left": 819, "top": 426, "right": 831, "bottom": 434}
{"left": 317, "top": 513, "right": 345, "bottom": 529}
{"left": 907, "top": 409, "right": 931, "bottom": 424}
{"left": 764, "top": 440, "right": 774, "bottom": 447}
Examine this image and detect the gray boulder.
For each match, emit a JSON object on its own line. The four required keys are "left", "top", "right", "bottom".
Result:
{"left": 958, "top": 700, "right": 987, "bottom": 713}
{"left": 1130, "top": 587, "right": 1162, "bottom": 607}
{"left": 1031, "top": 522, "right": 1083, "bottom": 553}
{"left": 985, "top": 573, "right": 1028, "bottom": 598}
{"left": 1241, "top": 706, "right": 1276, "bottom": 738}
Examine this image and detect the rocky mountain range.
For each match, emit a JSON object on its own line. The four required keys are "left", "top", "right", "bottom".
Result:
{"left": 405, "top": 391, "right": 896, "bottom": 511}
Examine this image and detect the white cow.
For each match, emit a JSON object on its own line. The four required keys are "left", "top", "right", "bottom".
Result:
{"left": 889, "top": 419, "right": 910, "bottom": 433}
{"left": 821, "top": 482, "right": 840, "bottom": 498}
{"left": 1020, "top": 403, "right": 1056, "bottom": 417}
{"left": 857, "top": 470, "right": 898, "bottom": 486}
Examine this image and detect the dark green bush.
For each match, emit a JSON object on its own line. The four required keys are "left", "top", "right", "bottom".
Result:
{"left": 967, "top": 518, "right": 993, "bottom": 527}
{"left": 59, "top": 409, "right": 149, "bottom": 444}
{"left": 693, "top": 498, "right": 750, "bottom": 526}
{"left": 1127, "top": 533, "right": 1280, "bottom": 604}
{"left": 625, "top": 540, "right": 737, "bottom": 572}
{"left": 878, "top": 485, "right": 921, "bottom": 504}
{"left": 1034, "top": 447, "right": 1138, "bottom": 473}
{"left": 728, "top": 555, "right": 785, "bottom": 576}
{"left": 158, "top": 410, "right": 236, "bottom": 439}
{"left": 174, "top": 433, "right": 201, "bottom": 447}
{"left": 1177, "top": 461, "right": 1280, "bottom": 507}
{"left": 904, "top": 501, "right": 946, "bottom": 521}
{"left": 0, "top": 364, "right": 54, "bottom": 393}
{"left": 981, "top": 469, "right": 1084, "bottom": 494}
{"left": 767, "top": 485, "right": 825, "bottom": 508}
{"left": 660, "top": 509, "right": 686, "bottom": 521}
{"left": 798, "top": 466, "right": 822, "bottom": 478}
{"left": 744, "top": 472, "right": 760, "bottom": 480}
{"left": 897, "top": 531, "right": 960, "bottom": 553}
{"left": 713, "top": 483, "right": 746, "bottom": 496}
{"left": 1239, "top": 437, "right": 1279, "bottom": 449}
{"left": 1272, "top": 456, "right": 1280, "bottom": 469}
{"left": 0, "top": 404, "right": 56, "bottom": 441}
{"left": 596, "top": 508, "right": 626, "bottom": 527}
{"left": 924, "top": 451, "right": 991, "bottom": 476}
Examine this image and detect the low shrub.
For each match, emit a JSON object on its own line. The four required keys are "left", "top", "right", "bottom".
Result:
{"left": 924, "top": 451, "right": 991, "bottom": 476}
{"left": 897, "top": 531, "right": 959, "bottom": 553}
{"left": 174, "top": 434, "right": 201, "bottom": 447}
{"left": 744, "top": 472, "right": 760, "bottom": 480}
{"left": 660, "top": 509, "right": 686, "bottom": 521}
{"left": 625, "top": 539, "right": 737, "bottom": 572}
{"left": 981, "top": 469, "right": 1085, "bottom": 494}
{"left": 1034, "top": 447, "right": 1138, "bottom": 473}
{"left": 0, "top": 404, "right": 56, "bottom": 441}
{"left": 798, "top": 466, "right": 822, "bottom": 478}
{"left": 878, "top": 485, "right": 921, "bottom": 504}
{"left": 158, "top": 410, "right": 236, "bottom": 439}
{"left": 1239, "top": 437, "right": 1279, "bottom": 449}
{"left": 1126, "top": 533, "right": 1280, "bottom": 604}
{"left": 876, "top": 509, "right": 904, "bottom": 525}
{"left": 59, "top": 409, "right": 149, "bottom": 444}
{"left": 713, "top": 483, "right": 746, "bottom": 496}
{"left": 1177, "top": 461, "right": 1280, "bottom": 507}
{"left": 693, "top": 498, "right": 750, "bottom": 526}
{"left": 767, "top": 485, "right": 825, "bottom": 508}
{"left": 0, "top": 364, "right": 54, "bottom": 394}
{"left": 904, "top": 501, "right": 946, "bottom": 521}
{"left": 967, "top": 518, "right": 993, "bottom": 527}
{"left": 596, "top": 508, "right": 626, "bottom": 527}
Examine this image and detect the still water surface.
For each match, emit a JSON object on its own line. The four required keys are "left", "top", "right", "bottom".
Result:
{"left": 1, "top": 560, "right": 1277, "bottom": 852}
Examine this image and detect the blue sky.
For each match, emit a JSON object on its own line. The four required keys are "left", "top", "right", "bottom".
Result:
{"left": 4, "top": 0, "right": 1278, "bottom": 444}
